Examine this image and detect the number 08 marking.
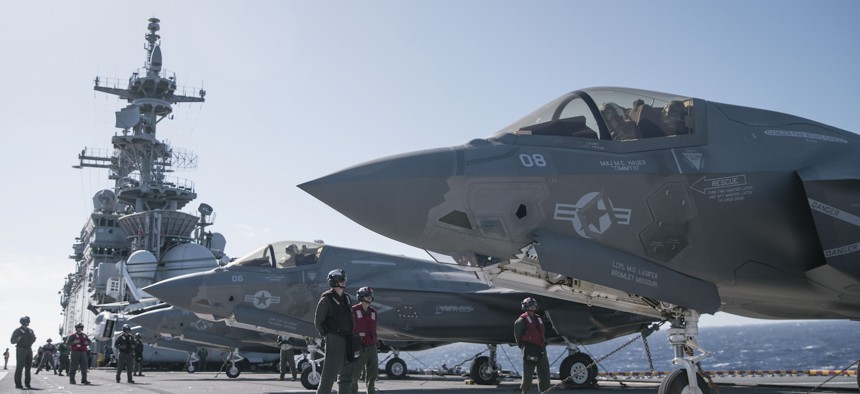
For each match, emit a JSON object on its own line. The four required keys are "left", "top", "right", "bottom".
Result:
{"left": 519, "top": 154, "right": 547, "bottom": 167}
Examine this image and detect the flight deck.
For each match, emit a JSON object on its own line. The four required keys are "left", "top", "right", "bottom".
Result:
{"left": 2, "top": 369, "right": 856, "bottom": 393}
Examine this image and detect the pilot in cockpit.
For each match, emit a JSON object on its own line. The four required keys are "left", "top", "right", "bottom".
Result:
{"left": 600, "top": 102, "right": 638, "bottom": 140}
{"left": 281, "top": 244, "right": 300, "bottom": 267}
{"left": 296, "top": 245, "right": 317, "bottom": 266}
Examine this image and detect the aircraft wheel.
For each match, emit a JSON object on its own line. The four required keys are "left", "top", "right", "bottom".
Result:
{"left": 385, "top": 357, "right": 407, "bottom": 379}
{"left": 301, "top": 367, "right": 321, "bottom": 390}
{"left": 559, "top": 353, "right": 597, "bottom": 387}
{"left": 225, "top": 363, "right": 241, "bottom": 379}
{"left": 186, "top": 362, "right": 197, "bottom": 373}
{"left": 469, "top": 356, "right": 498, "bottom": 385}
{"left": 658, "top": 369, "right": 710, "bottom": 394}
{"left": 297, "top": 358, "right": 311, "bottom": 371}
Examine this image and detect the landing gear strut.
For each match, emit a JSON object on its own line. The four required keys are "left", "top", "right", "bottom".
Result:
{"left": 658, "top": 310, "right": 711, "bottom": 394}
{"left": 219, "top": 349, "right": 244, "bottom": 379}
{"left": 300, "top": 338, "right": 325, "bottom": 390}
{"left": 469, "top": 344, "right": 500, "bottom": 385}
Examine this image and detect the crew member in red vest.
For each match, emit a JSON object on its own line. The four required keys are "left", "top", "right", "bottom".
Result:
{"left": 66, "top": 323, "right": 91, "bottom": 385}
{"left": 348, "top": 287, "right": 378, "bottom": 394}
{"left": 514, "top": 297, "right": 550, "bottom": 394}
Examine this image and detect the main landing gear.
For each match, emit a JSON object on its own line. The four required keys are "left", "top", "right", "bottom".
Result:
{"left": 558, "top": 348, "right": 598, "bottom": 388}
{"left": 384, "top": 349, "right": 408, "bottom": 379}
{"left": 469, "top": 344, "right": 500, "bottom": 385}
{"left": 658, "top": 310, "right": 711, "bottom": 394}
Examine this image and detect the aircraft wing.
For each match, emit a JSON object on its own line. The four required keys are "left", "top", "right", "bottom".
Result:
{"left": 534, "top": 228, "right": 721, "bottom": 313}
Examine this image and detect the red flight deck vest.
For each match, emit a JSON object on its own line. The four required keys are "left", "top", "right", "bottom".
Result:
{"left": 352, "top": 304, "right": 378, "bottom": 346}
{"left": 519, "top": 312, "right": 546, "bottom": 347}
{"left": 69, "top": 332, "right": 91, "bottom": 352}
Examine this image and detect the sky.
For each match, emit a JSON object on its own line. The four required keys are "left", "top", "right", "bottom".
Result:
{"left": 2, "top": 1, "right": 859, "bottom": 355}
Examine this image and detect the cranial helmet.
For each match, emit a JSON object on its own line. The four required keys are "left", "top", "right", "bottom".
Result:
{"left": 122, "top": 324, "right": 131, "bottom": 332}
{"left": 356, "top": 287, "right": 374, "bottom": 301}
{"left": 327, "top": 269, "right": 346, "bottom": 287}
{"left": 19, "top": 316, "right": 30, "bottom": 325}
{"left": 135, "top": 333, "right": 142, "bottom": 338}
{"left": 75, "top": 323, "right": 84, "bottom": 329}
{"left": 47, "top": 338, "right": 52, "bottom": 343}
{"left": 521, "top": 297, "right": 538, "bottom": 311}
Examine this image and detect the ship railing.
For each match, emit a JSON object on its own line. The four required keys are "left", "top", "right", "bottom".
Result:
{"left": 94, "top": 68, "right": 203, "bottom": 98}
{"left": 117, "top": 173, "right": 195, "bottom": 192}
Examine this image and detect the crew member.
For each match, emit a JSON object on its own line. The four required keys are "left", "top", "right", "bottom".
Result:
{"left": 3, "top": 347, "right": 9, "bottom": 370}
{"left": 133, "top": 332, "right": 145, "bottom": 376}
{"left": 10, "top": 316, "right": 36, "bottom": 389}
{"left": 35, "top": 338, "right": 56, "bottom": 374}
{"left": 197, "top": 347, "right": 208, "bottom": 372}
{"left": 67, "top": 322, "right": 92, "bottom": 385}
{"left": 277, "top": 335, "right": 298, "bottom": 381}
{"left": 114, "top": 324, "right": 135, "bottom": 383}
{"left": 57, "top": 337, "right": 70, "bottom": 376}
{"left": 349, "top": 286, "right": 378, "bottom": 394}
{"left": 514, "top": 297, "right": 550, "bottom": 394}
{"left": 314, "top": 269, "right": 354, "bottom": 394}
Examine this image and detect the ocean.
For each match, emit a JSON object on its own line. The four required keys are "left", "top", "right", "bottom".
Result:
{"left": 395, "top": 320, "right": 859, "bottom": 374}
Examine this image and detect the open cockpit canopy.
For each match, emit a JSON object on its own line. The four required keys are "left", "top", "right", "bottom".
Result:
{"left": 495, "top": 87, "right": 695, "bottom": 141}
{"left": 227, "top": 240, "right": 325, "bottom": 268}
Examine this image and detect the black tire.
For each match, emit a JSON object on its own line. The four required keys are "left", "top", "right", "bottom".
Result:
{"left": 658, "top": 369, "right": 711, "bottom": 394}
{"left": 225, "top": 363, "right": 241, "bottom": 379}
{"left": 386, "top": 357, "right": 407, "bottom": 379}
{"left": 186, "top": 362, "right": 197, "bottom": 373}
{"left": 559, "top": 353, "right": 597, "bottom": 387}
{"left": 469, "top": 355, "right": 498, "bottom": 385}
{"left": 301, "top": 367, "right": 321, "bottom": 390}
{"left": 297, "top": 358, "right": 311, "bottom": 371}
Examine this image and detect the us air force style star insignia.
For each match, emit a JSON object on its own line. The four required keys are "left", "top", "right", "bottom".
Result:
{"left": 554, "top": 191, "right": 632, "bottom": 239}
{"left": 244, "top": 290, "right": 281, "bottom": 309}
{"left": 193, "top": 319, "right": 211, "bottom": 331}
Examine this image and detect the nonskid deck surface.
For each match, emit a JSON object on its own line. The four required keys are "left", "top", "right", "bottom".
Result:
{"left": 1, "top": 369, "right": 856, "bottom": 393}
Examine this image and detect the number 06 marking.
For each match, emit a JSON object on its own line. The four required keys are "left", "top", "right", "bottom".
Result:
{"left": 519, "top": 154, "right": 547, "bottom": 167}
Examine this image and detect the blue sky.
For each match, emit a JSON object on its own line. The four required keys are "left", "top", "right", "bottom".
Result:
{"left": 1, "top": 1, "right": 858, "bottom": 353}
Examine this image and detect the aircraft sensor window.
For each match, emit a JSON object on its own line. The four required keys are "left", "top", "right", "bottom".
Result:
{"left": 439, "top": 210, "right": 472, "bottom": 229}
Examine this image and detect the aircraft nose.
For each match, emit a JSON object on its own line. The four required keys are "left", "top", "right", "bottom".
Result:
{"left": 299, "top": 147, "right": 456, "bottom": 246}
{"left": 143, "top": 272, "right": 205, "bottom": 310}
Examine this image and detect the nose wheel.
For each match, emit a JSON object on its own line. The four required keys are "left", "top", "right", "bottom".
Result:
{"left": 469, "top": 344, "right": 499, "bottom": 385}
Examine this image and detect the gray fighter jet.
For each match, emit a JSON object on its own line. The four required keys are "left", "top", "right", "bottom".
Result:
{"left": 300, "top": 87, "right": 860, "bottom": 394}
{"left": 129, "top": 306, "right": 284, "bottom": 377}
{"left": 145, "top": 240, "right": 657, "bottom": 388}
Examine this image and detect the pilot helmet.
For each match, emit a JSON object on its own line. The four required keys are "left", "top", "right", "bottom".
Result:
{"left": 327, "top": 269, "right": 347, "bottom": 287}
{"left": 356, "top": 287, "right": 374, "bottom": 301}
{"left": 75, "top": 322, "right": 84, "bottom": 330}
{"left": 19, "top": 316, "right": 30, "bottom": 325}
{"left": 122, "top": 324, "right": 131, "bottom": 332}
{"left": 521, "top": 297, "right": 538, "bottom": 311}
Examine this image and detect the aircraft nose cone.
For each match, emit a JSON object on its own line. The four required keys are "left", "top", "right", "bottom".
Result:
{"left": 299, "top": 147, "right": 456, "bottom": 247}
{"left": 143, "top": 273, "right": 205, "bottom": 310}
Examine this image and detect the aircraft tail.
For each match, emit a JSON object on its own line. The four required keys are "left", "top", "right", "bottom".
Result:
{"left": 798, "top": 163, "right": 860, "bottom": 280}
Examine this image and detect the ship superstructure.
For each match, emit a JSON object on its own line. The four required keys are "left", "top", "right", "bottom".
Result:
{"left": 60, "top": 17, "right": 227, "bottom": 350}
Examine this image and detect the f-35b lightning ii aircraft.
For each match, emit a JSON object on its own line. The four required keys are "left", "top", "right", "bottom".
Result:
{"left": 145, "top": 240, "right": 657, "bottom": 389}
{"left": 300, "top": 87, "right": 860, "bottom": 394}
